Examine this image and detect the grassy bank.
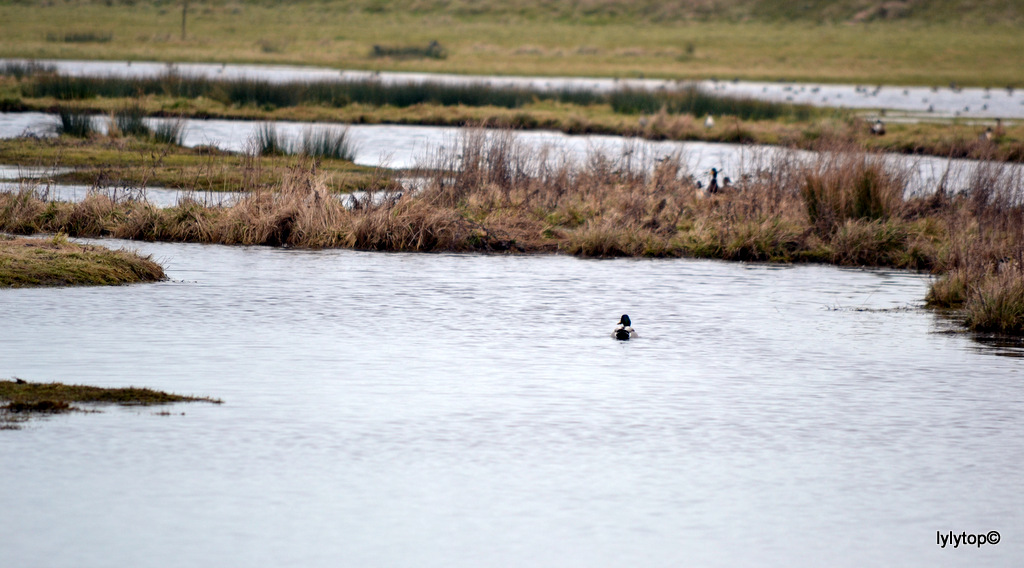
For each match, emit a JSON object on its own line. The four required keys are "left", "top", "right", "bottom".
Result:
{"left": 2, "top": 132, "right": 1023, "bottom": 330}
{"left": 0, "top": 1, "right": 1021, "bottom": 87}
{"left": 3, "top": 83, "right": 1020, "bottom": 164}
{"left": 0, "top": 378, "right": 221, "bottom": 429}
{"left": 0, "top": 233, "right": 165, "bottom": 287}
{"left": 0, "top": 132, "right": 385, "bottom": 192}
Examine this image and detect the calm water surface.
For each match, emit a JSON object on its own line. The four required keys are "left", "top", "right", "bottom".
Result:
{"left": 1, "top": 240, "right": 1022, "bottom": 567}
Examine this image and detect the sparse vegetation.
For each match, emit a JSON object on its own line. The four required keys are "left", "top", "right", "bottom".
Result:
{"left": 45, "top": 30, "right": 112, "bottom": 44}
{"left": 0, "top": 135, "right": 385, "bottom": 192}
{"left": 152, "top": 118, "right": 185, "bottom": 145}
{"left": 0, "top": 378, "right": 221, "bottom": 429}
{"left": 113, "top": 102, "right": 150, "bottom": 138}
{"left": 371, "top": 40, "right": 447, "bottom": 60}
{"left": 55, "top": 107, "right": 96, "bottom": 138}
{"left": 298, "top": 126, "right": 357, "bottom": 161}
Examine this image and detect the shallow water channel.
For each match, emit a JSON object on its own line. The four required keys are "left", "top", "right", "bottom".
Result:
{"left": 2, "top": 111, "right": 1013, "bottom": 198}
{"left": 1, "top": 240, "right": 1022, "bottom": 567}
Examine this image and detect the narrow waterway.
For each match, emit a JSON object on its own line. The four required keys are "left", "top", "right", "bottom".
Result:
{"left": 3, "top": 112, "right": 1014, "bottom": 198}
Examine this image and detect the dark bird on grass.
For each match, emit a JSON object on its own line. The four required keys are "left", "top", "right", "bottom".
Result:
{"left": 870, "top": 119, "right": 886, "bottom": 136}
{"left": 707, "top": 167, "right": 720, "bottom": 194}
{"left": 612, "top": 314, "right": 638, "bottom": 341}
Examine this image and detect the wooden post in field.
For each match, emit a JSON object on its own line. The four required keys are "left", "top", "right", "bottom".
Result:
{"left": 181, "top": 0, "right": 188, "bottom": 41}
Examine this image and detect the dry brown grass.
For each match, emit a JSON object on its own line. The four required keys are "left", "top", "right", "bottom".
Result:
{"left": 0, "top": 232, "right": 164, "bottom": 287}
{"left": 3, "top": 132, "right": 1024, "bottom": 330}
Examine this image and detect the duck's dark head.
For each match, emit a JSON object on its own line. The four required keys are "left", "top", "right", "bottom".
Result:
{"left": 710, "top": 167, "right": 718, "bottom": 179}
{"left": 619, "top": 314, "right": 631, "bottom": 326}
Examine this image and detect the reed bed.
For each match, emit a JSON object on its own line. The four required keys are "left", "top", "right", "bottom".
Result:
{"left": 611, "top": 87, "right": 813, "bottom": 121}
{"left": 298, "top": 126, "right": 357, "bottom": 161}
{"left": 0, "top": 60, "right": 56, "bottom": 79}
{"left": 247, "top": 124, "right": 356, "bottom": 160}
{"left": 152, "top": 118, "right": 186, "bottom": 145}
{"left": 55, "top": 107, "right": 96, "bottom": 138}
{"left": 113, "top": 102, "right": 150, "bottom": 138}
{"left": 2, "top": 133, "right": 1023, "bottom": 331}
{"left": 18, "top": 71, "right": 804, "bottom": 116}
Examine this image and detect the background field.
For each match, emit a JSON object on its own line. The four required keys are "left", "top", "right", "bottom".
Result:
{"left": 0, "top": 0, "right": 1021, "bottom": 86}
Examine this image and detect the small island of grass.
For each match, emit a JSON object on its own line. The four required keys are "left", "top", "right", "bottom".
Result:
{"left": 0, "top": 233, "right": 165, "bottom": 287}
{"left": 0, "top": 378, "right": 222, "bottom": 429}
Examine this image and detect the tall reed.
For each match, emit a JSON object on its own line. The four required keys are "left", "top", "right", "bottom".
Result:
{"left": 298, "top": 127, "right": 356, "bottom": 161}
{"left": 610, "top": 86, "right": 814, "bottom": 121}
{"left": 250, "top": 123, "right": 287, "bottom": 156}
{"left": 114, "top": 102, "right": 151, "bottom": 138}
{"left": 0, "top": 60, "right": 56, "bottom": 79}
{"left": 152, "top": 119, "right": 186, "bottom": 145}
{"left": 22, "top": 72, "right": 810, "bottom": 118}
{"left": 55, "top": 107, "right": 96, "bottom": 137}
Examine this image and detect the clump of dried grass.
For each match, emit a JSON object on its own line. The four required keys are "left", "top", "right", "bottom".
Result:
{"left": 4, "top": 131, "right": 1024, "bottom": 332}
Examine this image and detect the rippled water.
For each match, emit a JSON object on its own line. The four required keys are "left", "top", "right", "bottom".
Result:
{"left": 1, "top": 240, "right": 1022, "bottom": 567}
{"left": 7, "top": 59, "right": 1023, "bottom": 119}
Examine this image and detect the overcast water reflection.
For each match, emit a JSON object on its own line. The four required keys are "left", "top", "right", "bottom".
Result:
{"left": 1, "top": 241, "right": 1022, "bottom": 567}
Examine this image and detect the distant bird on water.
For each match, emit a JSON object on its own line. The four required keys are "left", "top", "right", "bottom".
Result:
{"left": 612, "top": 314, "right": 638, "bottom": 341}
{"left": 870, "top": 119, "right": 886, "bottom": 136}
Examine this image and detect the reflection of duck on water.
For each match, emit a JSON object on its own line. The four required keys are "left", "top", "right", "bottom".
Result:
{"left": 612, "top": 314, "right": 638, "bottom": 341}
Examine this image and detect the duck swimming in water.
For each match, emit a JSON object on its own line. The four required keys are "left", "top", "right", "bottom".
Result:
{"left": 612, "top": 314, "right": 638, "bottom": 340}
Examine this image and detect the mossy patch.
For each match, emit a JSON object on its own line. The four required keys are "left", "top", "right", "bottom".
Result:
{"left": 0, "top": 378, "right": 222, "bottom": 429}
{"left": 0, "top": 135, "right": 384, "bottom": 193}
{"left": 0, "top": 234, "right": 165, "bottom": 287}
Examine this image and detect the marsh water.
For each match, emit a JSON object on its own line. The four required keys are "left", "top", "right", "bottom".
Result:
{"left": 1, "top": 112, "right": 1016, "bottom": 198}
{"left": 1, "top": 60, "right": 1023, "bottom": 566}
{"left": 1, "top": 240, "right": 1022, "bottom": 567}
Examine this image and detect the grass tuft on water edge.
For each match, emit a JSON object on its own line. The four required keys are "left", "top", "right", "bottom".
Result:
{"left": 0, "top": 233, "right": 166, "bottom": 287}
{"left": 55, "top": 107, "right": 96, "bottom": 138}
{"left": 0, "top": 378, "right": 222, "bottom": 430}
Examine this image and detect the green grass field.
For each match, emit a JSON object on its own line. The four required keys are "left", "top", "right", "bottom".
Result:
{"left": 0, "top": 1, "right": 1021, "bottom": 87}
